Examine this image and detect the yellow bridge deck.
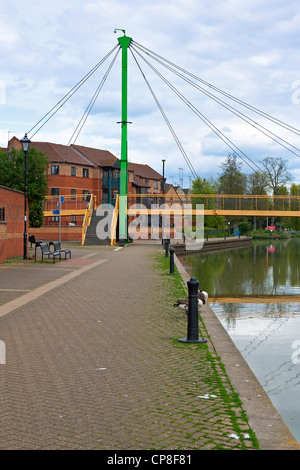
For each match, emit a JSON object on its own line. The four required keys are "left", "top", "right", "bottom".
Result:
{"left": 43, "top": 193, "right": 300, "bottom": 218}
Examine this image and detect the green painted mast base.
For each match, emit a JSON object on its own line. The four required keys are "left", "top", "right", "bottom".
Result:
{"left": 115, "top": 29, "right": 132, "bottom": 246}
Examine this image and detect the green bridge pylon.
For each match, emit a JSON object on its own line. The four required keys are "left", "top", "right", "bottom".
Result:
{"left": 115, "top": 29, "right": 132, "bottom": 246}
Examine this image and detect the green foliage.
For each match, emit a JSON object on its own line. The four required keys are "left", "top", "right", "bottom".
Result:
{"left": 251, "top": 229, "right": 285, "bottom": 239}
{"left": 217, "top": 153, "right": 247, "bottom": 195}
{"left": 288, "top": 218, "right": 300, "bottom": 231}
{"left": 238, "top": 220, "right": 252, "bottom": 235}
{"left": 190, "top": 154, "right": 295, "bottom": 230}
{"left": 0, "top": 147, "right": 49, "bottom": 227}
{"left": 247, "top": 171, "right": 268, "bottom": 195}
{"left": 290, "top": 183, "right": 300, "bottom": 196}
{"left": 28, "top": 199, "right": 44, "bottom": 227}
{"left": 204, "top": 216, "right": 226, "bottom": 229}
{"left": 191, "top": 176, "right": 218, "bottom": 195}
{"left": 191, "top": 176, "right": 226, "bottom": 228}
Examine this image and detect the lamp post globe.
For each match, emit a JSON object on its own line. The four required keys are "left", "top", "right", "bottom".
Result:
{"left": 20, "top": 133, "right": 31, "bottom": 260}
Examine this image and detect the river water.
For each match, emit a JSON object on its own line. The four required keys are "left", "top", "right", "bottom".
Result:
{"left": 178, "top": 238, "right": 300, "bottom": 444}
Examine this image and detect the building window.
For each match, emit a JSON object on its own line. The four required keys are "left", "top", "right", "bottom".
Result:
{"left": 114, "top": 170, "right": 120, "bottom": 177}
{"left": 71, "top": 189, "right": 76, "bottom": 199}
{"left": 51, "top": 216, "right": 59, "bottom": 222}
{"left": 145, "top": 179, "right": 149, "bottom": 184}
{"left": 154, "top": 181, "right": 158, "bottom": 189}
{"left": 51, "top": 165, "right": 59, "bottom": 175}
{"left": 71, "top": 215, "right": 76, "bottom": 223}
{"left": 71, "top": 167, "right": 76, "bottom": 176}
{"left": 51, "top": 188, "right": 59, "bottom": 196}
{"left": 83, "top": 168, "right": 89, "bottom": 178}
{"left": 82, "top": 190, "right": 90, "bottom": 201}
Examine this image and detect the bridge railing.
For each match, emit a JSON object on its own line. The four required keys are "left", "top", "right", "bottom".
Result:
{"left": 126, "top": 193, "right": 300, "bottom": 215}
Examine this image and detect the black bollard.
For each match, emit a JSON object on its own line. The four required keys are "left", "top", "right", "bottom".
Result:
{"left": 169, "top": 247, "right": 175, "bottom": 274}
{"left": 179, "top": 277, "right": 207, "bottom": 344}
{"left": 164, "top": 239, "right": 169, "bottom": 257}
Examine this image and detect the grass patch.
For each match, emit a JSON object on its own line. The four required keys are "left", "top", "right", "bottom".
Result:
{"left": 6, "top": 257, "right": 23, "bottom": 263}
{"left": 151, "top": 251, "right": 187, "bottom": 298}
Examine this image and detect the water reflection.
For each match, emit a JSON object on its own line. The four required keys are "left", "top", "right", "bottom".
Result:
{"left": 179, "top": 239, "right": 300, "bottom": 298}
{"left": 178, "top": 239, "right": 300, "bottom": 444}
{"left": 211, "top": 301, "right": 300, "bottom": 444}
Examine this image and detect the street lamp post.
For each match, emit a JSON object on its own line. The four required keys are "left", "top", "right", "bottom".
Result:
{"left": 162, "top": 159, "right": 165, "bottom": 193}
{"left": 162, "top": 159, "right": 166, "bottom": 243}
{"left": 20, "top": 133, "right": 31, "bottom": 260}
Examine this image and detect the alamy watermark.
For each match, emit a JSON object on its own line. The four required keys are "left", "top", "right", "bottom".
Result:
{"left": 0, "top": 340, "right": 6, "bottom": 364}
{"left": 291, "top": 80, "right": 300, "bottom": 104}
{"left": 95, "top": 200, "right": 204, "bottom": 251}
{"left": 291, "top": 340, "right": 300, "bottom": 365}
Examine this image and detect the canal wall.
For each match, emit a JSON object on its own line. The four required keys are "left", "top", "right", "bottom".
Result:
{"left": 172, "top": 235, "right": 252, "bottom": 255}
{"left": 173, "top": 251, "right": 300, "bottom": 450}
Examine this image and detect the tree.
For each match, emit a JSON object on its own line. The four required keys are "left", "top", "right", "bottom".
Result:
{"left": 191, "top": 176, "right": 226, "bottom": 229}
{"left": 259, "top": 157, "right": 293, "bottom": 226}
{"left": 218, "top": 153, "right": 247, "bottom": 195}
{"left": 247, "top": 172, "right": 268, "bottom": 195}
{"left": 217, "top": 153, "right": 248, "bottom": 230}
{"left": 287, "top": 184, "right": 300, "bottom": 231}
{"left": 260, "top": 157, "right": 292, "bottom": 195}
{"left": 191, "top": 176, "right": 218, "bottom": 195}
{"left": 290, "top": 183, "right": 300, "bottom": 196}
{"left": 247, "top": 171, "right": 268, "bottom": 230}
{"left": 0, "top": 147, "right": 49, "bottom": 227}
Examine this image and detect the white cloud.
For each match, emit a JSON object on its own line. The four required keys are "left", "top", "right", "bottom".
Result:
{"left": 0, "top": 24, "right": 19, "bottom": 48}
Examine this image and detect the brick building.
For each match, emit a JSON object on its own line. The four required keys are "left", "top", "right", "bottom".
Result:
{"left": 7, "top": 137, "right": 165, "bottom": 228}
{"left": 0, "top": 185, "right": 26, "bottom": 262}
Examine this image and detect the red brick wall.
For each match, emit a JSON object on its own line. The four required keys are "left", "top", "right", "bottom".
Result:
{"left": 0, "top": 186, "right": 26, "bottom": 262}
{"left": 47, "top": 166, "right": 101, "bottom": 205}
{"left": 30, "top": 225, "right": 82, "bottom": 242}
{"left": 0, "top": 222, "right": 7, "bottom": 263}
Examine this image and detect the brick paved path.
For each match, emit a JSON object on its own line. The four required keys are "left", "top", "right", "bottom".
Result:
{"left": 0, "top": 244, "right": 288, "bottom": 450}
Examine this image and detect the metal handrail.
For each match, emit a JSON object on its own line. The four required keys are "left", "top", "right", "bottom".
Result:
{"left": 110, "top": 194, "right": 120, "bottom": 245}
{"left": 81, "top": 195, "right": 95, "bottom": 245}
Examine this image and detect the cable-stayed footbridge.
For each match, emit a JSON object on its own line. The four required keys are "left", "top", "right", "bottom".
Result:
{"left": 23, "top": 30, "right": 300, "bottom": 245}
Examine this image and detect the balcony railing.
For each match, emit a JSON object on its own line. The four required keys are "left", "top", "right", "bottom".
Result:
{"left": 102, "top": 177, "right": 120, "bottom": 190}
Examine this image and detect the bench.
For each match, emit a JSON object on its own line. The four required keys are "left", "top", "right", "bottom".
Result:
{"left": 35, "top": 242, "right": 62, "bottom": 263}
{"left": 29, "top": 234, "right": 42, "bottom": 248}
{"left": 49, "top": 241, "right": 72, "bottom": 260}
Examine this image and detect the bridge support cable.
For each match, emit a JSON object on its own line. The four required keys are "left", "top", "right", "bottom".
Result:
{"left": 27, "top": 44, "right": 120, "bottom": 139}
{"left": 132, "top": 41, "right": 300, "bottom": 161}
{"left": 130, "top": 48, "right": 199, "bottom": 181}
{"left": 130, "top": 45, "right": 265, "bottom": 177}
{"left": 68, "top": 47, "right": 120, "bottom": 146}
{"left": 132, "top": 40, "right": 300, "bottom": 139}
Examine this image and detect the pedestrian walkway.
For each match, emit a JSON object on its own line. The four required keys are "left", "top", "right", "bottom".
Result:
{"left": 0, "top": 242, "right": 298, "bottom": 451}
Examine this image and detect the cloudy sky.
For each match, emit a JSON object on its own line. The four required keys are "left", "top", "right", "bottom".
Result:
{"left": 1, "top": 0, "right": 300, "bottom": 187}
